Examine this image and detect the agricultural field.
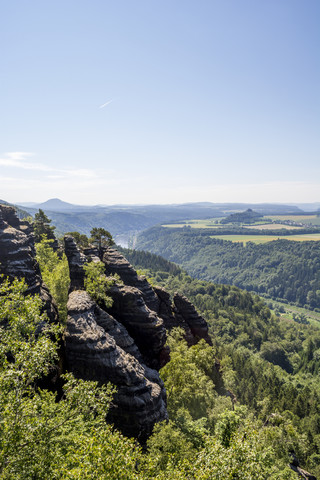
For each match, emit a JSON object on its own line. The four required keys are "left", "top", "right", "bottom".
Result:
{"left": 210, "top": 233, "right": 320, "bottom": 244}
{"left": 245, "top": 223, "right": 302, "bottom": 230}
{"left": 162, "top": 218, "right": 221, "bottom": 228}
{"left": 263, "top": 297, "right": 320, "bottom": 328}
{"left": 266, "top": 214, "right": 320, "bottom": 225}
{"left": 163, "top": 214, "right": 320, "bottom": 230}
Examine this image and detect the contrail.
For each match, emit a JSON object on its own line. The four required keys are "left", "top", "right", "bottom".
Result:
{"left": 99, "top": 99, "right": 114, "bottom": 109}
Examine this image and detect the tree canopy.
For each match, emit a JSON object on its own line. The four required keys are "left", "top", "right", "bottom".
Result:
{"left": 33, "top": 209, "right": 56, "bottom": 243}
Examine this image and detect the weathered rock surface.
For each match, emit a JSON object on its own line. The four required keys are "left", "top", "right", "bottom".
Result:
{"left": 64, "top": 239, "right": 168, "bottom": 369}
{"left": 103, "top": 247, "right": 160, "bottom": 311}
{"left": 62, "top": 235, "right": 215, "bottom": 437}
{"left": 173, "top": 293, "right": 212, "bottom": 346}
{"left": 65, "top": 290, "right": 167, "bottom": 440}
{"left": 107, "top": 283, "right": 167, "bottom": 368}
{"left": 0, "top": 204, "right": 59, "bottom": 323}
{"left": 64, "top": 235, "right": 87, "bottom": 291}
{"left": 101, "top": 248, "right": 212, "bottom": 349}
{"left": 1, "top": 209, "right": 213, "bottom": 441}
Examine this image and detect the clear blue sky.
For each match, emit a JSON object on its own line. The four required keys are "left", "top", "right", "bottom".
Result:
{"left": 1, "top": 0, "right": 319, "bottom": 205}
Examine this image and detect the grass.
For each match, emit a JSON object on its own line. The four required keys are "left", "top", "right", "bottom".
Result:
{"left": 209, "top": 234, "right": 320, "bottom": 244}
{"left": 261, "top": 297, "right": 320, "bottom": 328}
{"left": 162, "top": 218, "right": 222, "bottom": 228}
{"left": 267, "top": 215, "right": 320, "bottom": 225}
{"left": 245, "top": 223, "right": 302, "bottom": 230}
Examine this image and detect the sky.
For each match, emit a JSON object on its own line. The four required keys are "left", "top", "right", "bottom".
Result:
{"left": 1, "top": 0, "right": 319, "bottom": 205}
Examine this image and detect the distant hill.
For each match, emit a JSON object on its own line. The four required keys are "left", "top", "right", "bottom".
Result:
{"left": 19, "top": 198, "right": 85, "bottom": 212}
{"left": 9, "top": 198, "right": 307, "bottom": 245}
{"left": 220, "top": 208, "right": 263, "bottom": 224}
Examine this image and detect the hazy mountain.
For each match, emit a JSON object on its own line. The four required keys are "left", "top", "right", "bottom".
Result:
{"left": 18, "top": 198, "right": 85, "bottom": 212}
{"left": 9, "top": 198, "right": 309, "bottom": 246}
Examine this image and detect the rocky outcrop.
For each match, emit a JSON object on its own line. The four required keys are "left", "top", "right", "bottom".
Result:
{"left": 65, "top": 290, "right": 167, "bottom": 440}
{"left": 107, "top": 283, "right": 166, "bottom": 368}
{"left": 64, "top": 235, "right": 87, "bottom": 291}
{"left": 173, "top": 293, "right": 212, "bottom": 346}
{"left": 0, "top": 204, "right": 59, "bottom": 324}
{"left": 102, "top": 248, "right": 212, "bottom": 348}
{"left": 289, "top": 452, "right": 317, "bottom": 479}
{"left": 1, "top": 208, "right": 214, "bottom": 442}
{"left": 103, "top": 247, "right": 160, "bottom": 311}
{"left": 64, "top": 239, "right": 168, "bottom": 369}
{"left": 62, "top": 235, "right": 215, "bottom": 437}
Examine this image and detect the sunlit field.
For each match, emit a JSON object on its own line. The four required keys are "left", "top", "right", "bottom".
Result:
{"left": 266, "top": 215, "right": 320, "bottom": 225}
{"left": 244, "top": 223, "right": 302, "bottom": 230}
{"left": 210, "top": 233, "right": 320, "bottom": 244}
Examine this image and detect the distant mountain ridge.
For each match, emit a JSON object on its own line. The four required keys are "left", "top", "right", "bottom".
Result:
{"left": 3, "top": 197, "right": 315, "bottom": 246}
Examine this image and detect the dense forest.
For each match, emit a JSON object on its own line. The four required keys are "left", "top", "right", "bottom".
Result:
{"left": 2, "top": 211, "right": 320, "bottom": 478}
{"left": 121, "top": 247, "right": 320, "bottom": 476}
{"left": 136, "top": 227, "right": 320, "bottom": 309}
{"left": 220, "top": 208, "right": 263, "bottom": 224}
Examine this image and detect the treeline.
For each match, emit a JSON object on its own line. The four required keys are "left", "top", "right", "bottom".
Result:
{"left": 163, "top": 225, "right": 320, "bottom": 236}
{"left": 136, "top": 227, "right": 320, "bottom": 309}
{"left": 118, "top": 247, "right": 182, "bottom": 276}
{"left": 3, "top": 227, "right": 320, "bottom": 477}
{"left": 220, "top": 208, "right": 263, "bottom": 224}
{"left": 122, "top": 247, "right": 320, "bottom": 475}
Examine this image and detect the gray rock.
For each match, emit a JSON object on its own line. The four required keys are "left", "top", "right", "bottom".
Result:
{"left": 65, "top": 290, "right": 167, "bottom": 439}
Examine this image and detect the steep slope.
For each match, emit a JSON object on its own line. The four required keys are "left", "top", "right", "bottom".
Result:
{"left": 136, "top": 226, "right": 320, "bottom": 308}
{"left": 0, "top": 204, "right": 59, "bottom": 324}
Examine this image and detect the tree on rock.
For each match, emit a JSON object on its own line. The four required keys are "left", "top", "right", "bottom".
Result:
{"left": 90, "top": 227, "right": 114, "bottom": 251}
{"left": 33, "top": 209, "right": 56, "bottom": 243}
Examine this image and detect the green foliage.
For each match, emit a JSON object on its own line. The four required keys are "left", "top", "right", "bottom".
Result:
{"left": 36, "top": 236, "right": 70, "bottom": 322}
{"left": 90, "top": 227, "right": 114, "bottom": 250}
{"left": 118, "top": 247, "right": 182, "bottom": 277}
{"left": 83, "top": 261, "right": 114, "bottom": 308}
{"left": 160, "top": 329, "right": 216, "bottom": 420}
{"left": 0, "top": 276, "right": 144, "bottom": 479}
{"left": 136, "top": 226, "right": 320, "bottom": 308}
{"left": 33, "top": 209, "right": 56, "bottom": 243}
{"left": 65, "top": 231, "right": 89, "bottom": 248}
{"left": 220, "top": 208, "right": 263, "bottom": 224}
{"left": 146, "top": 420, "right": 195, "bottom": 471}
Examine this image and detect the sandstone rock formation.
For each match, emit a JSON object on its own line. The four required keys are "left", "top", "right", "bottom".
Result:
{"left": 65, "top": 290, "right": 167, "bottom": 440}
{"left": 102, "top": 247, "right": 212, "bottom": 347}
{"left": 173, "top": 293, "right": 212, "bottom": 346}
{"left": 0, "top": 204, "right": 59, "bottom": 324}
{"left": 64, "top": 239, "right": 168, "bottom": 369}
{"left": 103, "top": 247, "right": 160, "bottom": 311}
{"left": 0, "top": 205, "right": 214, "bottom": 442}
{"left": 64, "top": 235, "right": 168, "bottom": 437}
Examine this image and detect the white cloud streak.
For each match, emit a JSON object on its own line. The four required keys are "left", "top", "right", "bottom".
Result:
{"left": 99, "top": 99, "right": 114, "bottom": 109}
{"left": 0, "top": 152, "right": 98, "bottom": 179}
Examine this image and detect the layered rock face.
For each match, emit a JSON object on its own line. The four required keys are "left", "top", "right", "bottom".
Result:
{"left": 173, "top": 293, "right": 212, "bottom": 346}
{"left": 103, "top": 247, "right": 212, "bottom": 347}
{"left": 65, "top": 290, "right": 167, "bottom": 439}
{"left": 0, "top": 205, "right": 59, "bottom": 324}
{"left": 63, "top": 238, "right": 213, "bottom": 438}
{"left": 103, "top": 248, "right": 160, "bottom": 311}
{"left": 64, "top": 236, "right": 168, "bottom": 438}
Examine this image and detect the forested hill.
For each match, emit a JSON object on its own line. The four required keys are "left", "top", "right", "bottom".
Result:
{"left": 136, "top": 226, "right": 320, "bottom": 309}
{"left": 120, "top": 246, "right": 320, "bottom": 478}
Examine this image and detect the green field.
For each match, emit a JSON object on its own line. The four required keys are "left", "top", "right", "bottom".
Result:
{"left": 162, "top": 218, "right": 221, "bottom": 228}
{"left": 262, "top": 297, "right": 320, "bottom": 328}
{"left": 163, "top": 214, "right": 320, "bottom": 229}
{"left": 267, "top": 214, "right": 320, "bottom": 225}
{"left": 210, "top": 233, "right": 320, "bottom": 244}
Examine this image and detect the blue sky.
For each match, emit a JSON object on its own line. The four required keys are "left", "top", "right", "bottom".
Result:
{"left": 1, "top": 0, "right": 319, "bottom": 205}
